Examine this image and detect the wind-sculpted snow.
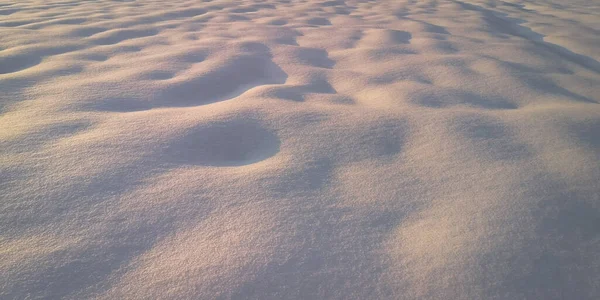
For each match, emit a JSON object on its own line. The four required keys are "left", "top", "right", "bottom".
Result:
{"left": 1, "top": 0, "right": 599, "bottom": 299}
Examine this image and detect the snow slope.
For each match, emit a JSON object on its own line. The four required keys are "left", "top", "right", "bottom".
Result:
{"left": 1, "top": 0, "right": 599, "bottom": 299}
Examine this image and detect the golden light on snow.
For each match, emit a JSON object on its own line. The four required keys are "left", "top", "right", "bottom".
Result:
{"left": 1, "top": 0, "right": 599, "bottom": 299}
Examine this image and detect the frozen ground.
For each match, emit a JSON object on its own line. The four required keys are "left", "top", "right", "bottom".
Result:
{"left": 1, "top": 0, "right": 599, "bottom": 299}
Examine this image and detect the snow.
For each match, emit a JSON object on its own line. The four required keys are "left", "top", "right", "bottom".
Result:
{"left": 1, "top": 0, "right": 599, "bottom": 299}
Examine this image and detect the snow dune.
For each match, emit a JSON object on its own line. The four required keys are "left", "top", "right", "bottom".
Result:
{"left": 1, "top": 0, "right": 599, "bottom": 299}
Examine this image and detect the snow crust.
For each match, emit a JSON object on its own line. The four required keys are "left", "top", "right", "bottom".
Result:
{"left": 1, "top": 0, "right": 599, "bottom": 299}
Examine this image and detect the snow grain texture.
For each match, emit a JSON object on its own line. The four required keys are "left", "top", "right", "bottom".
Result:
{"left": 1, "top": 0, "right": 599, "bottom": 299}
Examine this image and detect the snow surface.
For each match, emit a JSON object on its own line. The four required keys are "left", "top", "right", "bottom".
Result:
{"left": 1, "top": 0, "right": 599, "bottom": 299}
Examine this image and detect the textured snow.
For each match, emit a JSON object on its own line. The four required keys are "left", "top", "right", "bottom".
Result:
{"left": 1, "top": 0, "right": 599, "bottom": 299}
